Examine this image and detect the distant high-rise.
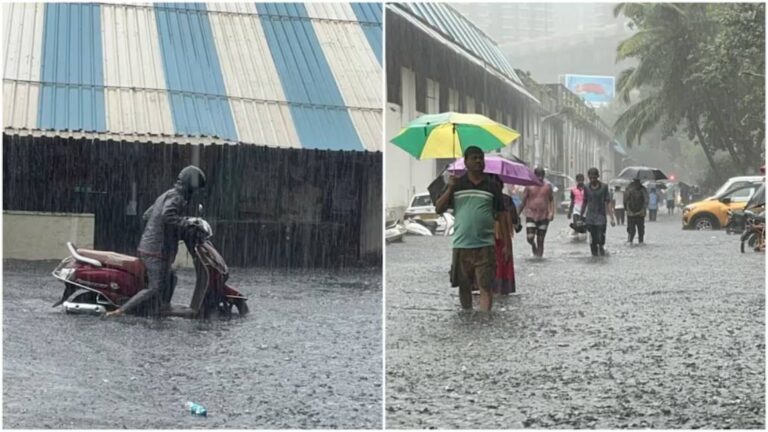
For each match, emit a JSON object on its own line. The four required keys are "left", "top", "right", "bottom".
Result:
{"left": 452, "top": 3, "right": 555, "bottom": 43}
{"left": 553, "top": 3, "right": 616, "bottom": 33}
{"left": 453, "top": 3, "right": 632, "bottom": 83}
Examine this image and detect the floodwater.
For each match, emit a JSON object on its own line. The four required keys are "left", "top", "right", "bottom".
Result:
{"left": 386, "top": 213, "right": 765, "bottom": 429}
{"left": 4, "top": 262, "right": 382, "bottom": 429}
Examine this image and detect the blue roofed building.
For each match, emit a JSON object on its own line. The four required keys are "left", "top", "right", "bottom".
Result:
{"left": 385, "top": 2, "right": 542, "bottom": 217}
{"left": 385, "top": 2, "right": 620, "bottom": 217}
{"left": 3, "top": 2, "right": 382, "bottom": 151}
{"left": 2, "top": 2, "right": 382, "bottom": 267}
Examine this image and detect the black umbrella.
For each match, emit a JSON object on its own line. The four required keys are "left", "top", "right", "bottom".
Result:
{"left": 427, "top": 173, "right": 447, "bottom": 205}
{"left": 617, "top": 166, "right": 667, "bottom": 181}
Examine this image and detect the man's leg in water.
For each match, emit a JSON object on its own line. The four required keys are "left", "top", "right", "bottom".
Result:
{"left": 637, "top": 216, "right": 646, "bottom": 243}
{"left": 597, "top": 224, "right": 607, "bottom": 255}
{"left": 160, "top": 269, "right": 177, "bottom": 310}
{"left": 474, "top": 246, "right": 496, "bottom": 312}
{"left": 113, "top": 256, "right": 165, "bottom": 315}
{"left": 586, "top": 224, "right": 599, "bottom": 256}
{"left": 453, "top": 249, "right": 473, "bottom": 309}
{"left": 525, "top": 219, "right": 538, "bottom": 256}
{"left": 535, "top": 220, "right": 549, "bottom": 257}
{"left": 627, "top": 217, "right": 636, "bottom": 242}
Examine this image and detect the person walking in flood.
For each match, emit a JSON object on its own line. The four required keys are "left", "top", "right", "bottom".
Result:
{"left": 582, "top": 167, "right": 615, "bottom": 257}
{"left": 492, "top": 176, "right": 517, "bottom": 295}
{"left": 648, "top": 184, "right": 658, "bottom": 221}
{"left": 624, "top": 176, "right": 649, "bottom": 244}
{"left": 613, "top": 185, "right": 625, "bottom": 225}
{"left": 436, "top": 147, "right": 511, "bottom": 312}
{"left": 518, "top": 167, "right": 554, "bottom": 257}
{"left": 567, "top": 173, "right": 587, "bottom": 237}
{"left": 665, "top": 183, "right": 676, "bottom": 215}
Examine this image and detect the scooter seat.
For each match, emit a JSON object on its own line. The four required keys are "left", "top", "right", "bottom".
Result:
{"left": 77, "top": 249, "right": 146, "bottom": 280}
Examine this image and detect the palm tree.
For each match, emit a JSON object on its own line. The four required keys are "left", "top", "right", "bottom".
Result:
{"left": 612, "top": 3, "right": 723, "bottom": 178}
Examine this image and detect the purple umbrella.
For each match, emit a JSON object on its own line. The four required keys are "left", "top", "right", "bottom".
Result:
{"left": 447, "top": 155, "right": 543, "bottom": 186}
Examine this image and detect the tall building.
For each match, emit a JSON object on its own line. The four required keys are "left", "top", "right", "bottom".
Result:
{"left": 451, "top": 3, "right": 554, "bottom": 44}
{"left": 455, "top": 3, "right": 632, "bottom": 83}
{"left": 552, "top": 3, "right": 616, "bottom": 33}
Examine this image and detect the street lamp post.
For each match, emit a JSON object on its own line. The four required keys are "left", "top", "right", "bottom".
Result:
{"left": 534, "top": 110, "right": 563, "bottom": 168}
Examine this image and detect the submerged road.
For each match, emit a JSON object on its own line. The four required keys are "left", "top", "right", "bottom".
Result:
{"left": 386, "top": 213, "right": 764, "bottom": 429}
{"left": 4, "top": 261, "right": 382, "bottom": 429}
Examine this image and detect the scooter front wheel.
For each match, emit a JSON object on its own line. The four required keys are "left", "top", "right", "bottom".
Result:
{"left": 741, "top": 231, "right": 757, "bottom": 253}
{"left": 232, "top": 299, "right": 249, "bottom": 316}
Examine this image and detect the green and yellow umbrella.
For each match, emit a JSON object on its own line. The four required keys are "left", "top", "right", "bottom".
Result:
{"left": 390, "top": 112, "right": 521, "bottom": 159}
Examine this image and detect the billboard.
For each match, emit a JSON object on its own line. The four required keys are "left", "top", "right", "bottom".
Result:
{"left": 562, "top": 74, "right": 615, "bottom": 106}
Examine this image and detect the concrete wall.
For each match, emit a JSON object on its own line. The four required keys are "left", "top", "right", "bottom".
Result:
{"left": 385, "top": 102, "right": 437, "bottom": 219}
{"left": 3, "top": 211, "right": 94, "bottom": 260}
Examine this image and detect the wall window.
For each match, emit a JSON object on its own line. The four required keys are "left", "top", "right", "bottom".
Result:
{"left": 426, "top": 78, "right": 439, "bottom": 114}
{"left": 466, "top": 96, "right": 475, "bottom": 113}
{"left": 401, "top": 68, "right": 416, "bottom": 126}
{"left": 448, "top": 88, "right": 459, "bottom": 112}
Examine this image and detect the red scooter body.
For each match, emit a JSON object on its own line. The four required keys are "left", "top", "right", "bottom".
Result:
{"left": 52, "top": 219, "right": 248, "bottom": 318}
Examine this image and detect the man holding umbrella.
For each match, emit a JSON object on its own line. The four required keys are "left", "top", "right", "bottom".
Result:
{"left": 436, "top": 146, "right": 511, "bottom": 312}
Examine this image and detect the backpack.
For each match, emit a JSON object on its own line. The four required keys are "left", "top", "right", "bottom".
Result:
{"left": 626, "top": 187, "right": 645, "bottom": 213}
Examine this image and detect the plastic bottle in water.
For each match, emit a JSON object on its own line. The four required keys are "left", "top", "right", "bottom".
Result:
{"left": 185, "top": 401, "right": 207, "bottom": 417}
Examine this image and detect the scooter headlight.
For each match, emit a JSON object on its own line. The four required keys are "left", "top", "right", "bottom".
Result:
{"left": 189, "top": 218, "right": 213, "bottom": 239}
{"left": 200, "top": 220, "right": 213, "bottom": 237}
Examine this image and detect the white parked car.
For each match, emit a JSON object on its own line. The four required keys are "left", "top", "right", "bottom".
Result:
{"left": 404, "top": 192, "right": 452, "bottom": 235}
{"left": 404, "top": 192, "right": 436, "bottom": 219}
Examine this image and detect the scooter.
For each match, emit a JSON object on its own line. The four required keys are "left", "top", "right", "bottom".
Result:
{"left": 385, "top": 219, "right": 407, "bottom": 243}
{"left": 441, "top": 213, "right": 455, "bottom": 236}
{"left": 740, "top": 210, "right": 765, "bottom": 253}
{"left": 51, "top": 218, "right": 248, "bottom": 319}
{"left": 403, "top": 218, "right": 434, "bottom": 236}
{"left": 725, "top": 209, "right": 747, "bottom": 235}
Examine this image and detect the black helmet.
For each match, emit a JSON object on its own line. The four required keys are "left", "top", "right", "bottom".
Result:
{"left": 177, "top": 165, "right": 206, "bottom": 195}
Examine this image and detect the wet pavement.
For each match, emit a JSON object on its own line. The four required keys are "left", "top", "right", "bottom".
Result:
{"left": 3, "top": 261, "right": 382, "bottom": 429}
{"left": 386, "top": 213, "right": 765, "bottom": 429}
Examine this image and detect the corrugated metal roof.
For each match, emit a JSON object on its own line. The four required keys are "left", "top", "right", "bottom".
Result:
{"left": 101, "top": 3, "right": 174, "bottom": 135}
{"left": 155, "top": 2, "right": 238, "bottom": 140}
{"left": 349, "top": 3, "right": 382, "bottom": 64}
{"left": 305, "top": 2, "right": 382, "bottom": 151}
{"left": 207, "top": 2, "right": 301, "bottom": 148}
{"left": 2, "top": 3, "right": 44, "bottom": 129}
{"left": 38, "top": 3, "right": 106, "bottom": 132}
{"left": 254, "top": 2, "right": 366, "bottom": 151}
{"left": 394, "top": 2, "right": 524, "bottom": 87}
{"left": 2, "top": 2, "right": 381, "bottom": 151}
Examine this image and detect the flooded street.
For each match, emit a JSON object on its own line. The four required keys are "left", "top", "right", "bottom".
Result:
{"left": 386, "top": 214, "right": 765, "bottom": 429}
{"left": 4, "top": 262, "right": 382, "bottom": 429}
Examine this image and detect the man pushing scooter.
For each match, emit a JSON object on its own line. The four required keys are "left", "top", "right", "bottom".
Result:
{"left": 106, "top": 166, "right": 206, "bottom": 317}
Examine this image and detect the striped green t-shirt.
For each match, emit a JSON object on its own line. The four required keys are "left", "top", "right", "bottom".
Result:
{"left": 448, "top": 175, "right": 505, "bottom": 249}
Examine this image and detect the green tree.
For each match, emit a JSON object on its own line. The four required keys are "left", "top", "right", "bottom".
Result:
{"left": 613, "top": 3, "right": 765, "bottom": 181}
{"left": 694, "top": 3, "right": 764, "bottom": 170}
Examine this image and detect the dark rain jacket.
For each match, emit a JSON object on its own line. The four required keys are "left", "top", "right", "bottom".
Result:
{"left": 137, "top": 184, "right": 191, "bottom": 262}
{"left": 624, "top": 182, "right": 649, "bottom": 218}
